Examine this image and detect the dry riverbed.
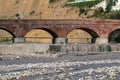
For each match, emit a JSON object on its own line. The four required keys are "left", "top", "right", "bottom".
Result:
{"left": 0, "top": 52, "right": 120, "bottom": 80}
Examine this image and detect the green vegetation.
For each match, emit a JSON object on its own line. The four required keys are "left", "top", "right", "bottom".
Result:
{"left": 106, "top": 0, "right": 118, "bottom": 13}
{"left": 69, "top": 0, "right": 74, "bottom": 2}
{"left": 49, "top": 0, "right": 57, "bottom": 3}
{"left": 66, "top": 0, "right": 103, "bottom": 16}
{"left": 92, "top": 8, "right": 120, "bottom": 19}
{"left": 0, "top": 38, "right": 13, "bottom": 43}
{"left": 104, "top": 10, "right": 120, "bottom": 19}
{"left": 91, "top": 7, "right": 105, "bottom": 18}
{"left": 15, "top": 13, "right": 20, "bottom": 20}
{"left": 66, "top": 0, "right": 120, "bottom": 19}
{"left": 49, "top": 0, "right": 120, "bottom": 19}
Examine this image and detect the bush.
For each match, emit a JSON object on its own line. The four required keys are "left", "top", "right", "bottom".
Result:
{"left": 69, "top": 0, "right": 74, "bottom": 2}
{"left": 104, "top": 10, "right": 120, "bottom": 19}
{"left": 79, "top": 8, "right": 85, "bottom": 14}
{"left": 0, "top": 38, "right": 13, "bottom": 43}
{"left": 98, "top": 7, "right": 104, "bottom": 13}
{"left": 66, "top": 0, "right": 103, "bottom": 17}
{"left": 91, "top": 7, "right": 105, "bottom": 18}
{"left": 49, "top": 0, "right": 56, "bottom": 3}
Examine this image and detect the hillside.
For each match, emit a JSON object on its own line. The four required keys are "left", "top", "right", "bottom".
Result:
{"left": 0, "top": 0, "right": 120, "bottom": 19}
{"left": 0, "top": 0, "right": 80, "bottom": 19}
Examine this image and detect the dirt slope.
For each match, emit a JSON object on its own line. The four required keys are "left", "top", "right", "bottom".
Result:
{"left": 0, "top": 0, "right": 80, "bottom": 19}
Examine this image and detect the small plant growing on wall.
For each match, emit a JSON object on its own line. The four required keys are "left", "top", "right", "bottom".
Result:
{"left": 14, "top": 13, "right": 20, "bottom": 20}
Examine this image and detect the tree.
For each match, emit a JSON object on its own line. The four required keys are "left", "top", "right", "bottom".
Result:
{"left": 105, "top": 0, "right": 118, "bottom": 13}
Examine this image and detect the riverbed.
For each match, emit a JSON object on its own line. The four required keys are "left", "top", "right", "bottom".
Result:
{"left": 0, "top": 52, "right": 120, "bottom": 80}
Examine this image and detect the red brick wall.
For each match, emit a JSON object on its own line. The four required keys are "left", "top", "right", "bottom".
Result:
{"left": 0, "top": 19, "right": 119, "bottom": 38}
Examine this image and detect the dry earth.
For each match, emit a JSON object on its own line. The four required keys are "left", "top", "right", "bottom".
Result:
{"left": 0, "top": 0, "right": 80, "bottom": 19}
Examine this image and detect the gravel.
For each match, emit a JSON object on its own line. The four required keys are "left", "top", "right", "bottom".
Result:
{"left": 0, "top": 52, "right": 120, "bottom": 80}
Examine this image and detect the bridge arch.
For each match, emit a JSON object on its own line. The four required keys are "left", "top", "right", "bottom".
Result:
{"left": 25, "top": 28, "right": 58, "bottom": 43}
{"left": 67, "top": 28, "right": 99, "bottom": 44}
{"left": 0, "top": 28, "right": 15, "bottom": 43}
{"left": 108, "top": 29, "right": 120, "bottom": 43}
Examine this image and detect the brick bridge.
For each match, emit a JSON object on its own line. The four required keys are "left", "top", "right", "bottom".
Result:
{"left": 0, "top": 19, "right": 120, "bottom": 44}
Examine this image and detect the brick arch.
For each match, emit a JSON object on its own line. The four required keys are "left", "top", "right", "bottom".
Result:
{"left": 107, "top": 27, "right": 120, "bottom": 37}
{"left": 108, "top": 29, "right": 120, "bottom": 43}
{"left": 67, "top": 28, "right": 99, "bottom": 38}
{"left": 0, "top": 28, "right": 15, "bottom": 37}
{"left": 24, "top": 28, "right": 58, "bottom": 43}
{"left": 24, "top": 28, "right": 58, "bottom": 38}
{"left": 67, "top": 28, "right": 99, "bottom": 43}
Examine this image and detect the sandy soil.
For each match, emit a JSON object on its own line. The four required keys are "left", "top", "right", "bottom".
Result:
{"left": 0, "top": 0, "right": 80, "bottom": 19}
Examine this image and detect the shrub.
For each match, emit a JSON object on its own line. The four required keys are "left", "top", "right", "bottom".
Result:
{"left": 0, "top": 38, "right": 13, "bottom": 43}
{"left": 104, "top": 10, "right": 120, "bottom": 19}
{"left": 49, "top": 0, "right": 56, "bottom": 3}
{"left": 69, "top": 0, "right": 74, "bottom": 2}
{"left": 91, "top": 7, "right": 105, "bottom": 18}
{"left": 66, "top": 0, "right": 103, "bottom": 17}
{"left": 79, "top": 8, "right": 85, "bottom": 14}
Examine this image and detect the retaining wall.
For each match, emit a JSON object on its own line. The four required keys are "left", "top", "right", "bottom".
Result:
{"left": 0, "top": 43, "right": 120, "bottom": 55}
{"left": 0, "top": 43, "right": 50, "bottom": 55}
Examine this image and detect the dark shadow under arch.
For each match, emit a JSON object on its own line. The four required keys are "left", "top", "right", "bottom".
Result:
{"left": 109, "top": 29, "right": 120, "bottom": 43}
{"left": 80, "top": 28, "right": 99, "bottom": 38}
{"left": 40, "top": 28, "right": 58, "bottom": 38}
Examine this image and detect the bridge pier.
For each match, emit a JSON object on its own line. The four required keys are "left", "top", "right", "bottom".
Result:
{"left": 96, "top": 37, "right": 108, "bottom": 44}
{"left": 55, "top": 37, "right": 67, "bottom": 44}
{"left": 14, "top": 37, "right": 25, "bottom": 43}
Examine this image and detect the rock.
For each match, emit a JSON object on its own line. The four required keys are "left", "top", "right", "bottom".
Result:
{"left": 0, "top": 58, "right": 2, "bottom": 60}
{"left": 9, "top": 77, "right": 17, "bottom": 80}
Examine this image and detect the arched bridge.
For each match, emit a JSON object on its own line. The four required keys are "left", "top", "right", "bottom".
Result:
{"left": 0, "top": 19, "right": 120, "bottom": 44}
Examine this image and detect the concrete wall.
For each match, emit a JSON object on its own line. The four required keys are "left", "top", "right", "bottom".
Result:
{"left": 0, "top": 43, "right": 120, "bottom": 55}
{"left": 0, "top": 43, "right": 50, "bottom": 55}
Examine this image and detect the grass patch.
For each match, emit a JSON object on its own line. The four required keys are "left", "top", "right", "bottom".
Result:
{"left": 0, "top": 38, "right": 13, "bottom": 43}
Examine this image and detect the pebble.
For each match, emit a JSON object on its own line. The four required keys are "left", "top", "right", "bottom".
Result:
{"left": 0, "top": 54, "right": 120, "bottom": 80}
